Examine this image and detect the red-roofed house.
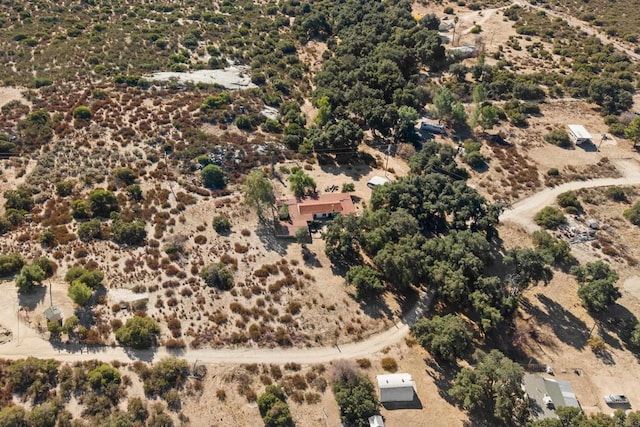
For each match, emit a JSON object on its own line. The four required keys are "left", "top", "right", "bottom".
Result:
{"left": 276, "top": 193, "right": 356, "bottom": 237}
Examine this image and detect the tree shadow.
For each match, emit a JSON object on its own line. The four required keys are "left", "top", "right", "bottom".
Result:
{"left": 301, "top": 246, "right": 322, "bottom": 268}
{"left": 423, "top": 358, "right": 458, "bottom": 406}
{"left": 255, "top": 218, "right": 292, "bottom": 256}
{"left": 357, "top": 295, "right": 395, "bottom": 321}
{"left": 520, "top": 294, "right": 588, "bottom": 350}
{"left": 317, "top": 152, "right": 375, "bottom": 179}
{"left": 18, "top": 285, "right": 47, "bottom": 310}
{"left": 597, "top": 304, "right": 639, "bottom": 351}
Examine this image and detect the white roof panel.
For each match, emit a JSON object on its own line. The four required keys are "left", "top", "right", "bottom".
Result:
{"left": 568, "top": 124, "right": 591, "bottom": 139}
{"left": 376, "top": 374, "right": 414, "bottom": 389}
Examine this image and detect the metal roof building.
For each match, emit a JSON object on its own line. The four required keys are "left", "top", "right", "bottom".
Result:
{"left": 376, "top": 374, "right": 415, "bottom": 403}
{"left": 523, "top": 374, "right": 580, "bottom": 420}
{"left": 567, "top": 124, "right": 592, "bottom": 145}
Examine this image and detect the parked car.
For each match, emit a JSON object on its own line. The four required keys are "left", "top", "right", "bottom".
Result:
{"left": 604, "top": 395, "right": 629, "bottom": 404}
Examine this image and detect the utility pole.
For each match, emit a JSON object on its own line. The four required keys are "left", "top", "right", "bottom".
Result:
{"left": 384, "top": 144, "right": 391, "bottom": 177}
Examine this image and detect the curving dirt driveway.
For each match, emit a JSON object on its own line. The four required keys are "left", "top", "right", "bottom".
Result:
{"left": 510, "top": 0, "right": 640, "bottom": 61}
{"left": 0, "top": 278, "right": 429, "bottom": 364}
{"left": 2, "top": 158, "right": 639, "bottom": 364}
{"left": 500, "top": 159, "right": 640, "bottom": 232}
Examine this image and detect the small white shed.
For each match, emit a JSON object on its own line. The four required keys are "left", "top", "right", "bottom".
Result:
{"left": 367, "top": 176, "right": 390, "bottom": 189}
{"left": 368, "top": 415, "right": 385, "bottom": 427}
{"left": 567, "top": 125, "right": 592, "bottom": 145}
{"left": 376, "top": 373, "right": 415, "bottom": 403}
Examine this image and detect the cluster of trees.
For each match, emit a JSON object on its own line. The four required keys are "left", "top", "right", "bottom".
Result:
{"left": 257, "top": 385, "right": 294, "bottom": 427}
{"left": 325, "top": 143, "right": 515, "bottom": 333}
{"left": 571, "top": 261, "right": 621, "bottom": 313}
{"left": 65, "top": 266, "right": 104, "bottom": 306}
{"left": 292, "top": 0, "right": 444, "bottom": 148}
{"left": 0, "top": 357, "right": 182, "bottom": 426}
{"left": 1, "top": 188, "right": 35, "bottom": 235}
{"left": 114, "top": 315, "right": 160, "bottom": 349}
{"left": 530, "top": 406, "right": 640, "bottom": 427}
{"left": 332, "top": 362, "right": 379, "bottom": 427}
{"left": 12, "top": 256, "right": 56, "bottom": 294}
{"left": 449, "top": 350, "right": 528, "bottom": 425}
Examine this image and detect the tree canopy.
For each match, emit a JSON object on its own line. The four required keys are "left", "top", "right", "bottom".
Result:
{"left": 333, "top": 372, "right": 379, "bottom": 427}
{"left": 242, "top": 170, "right": 275, "bottom": 219}
{"left": 114, "top": 316, "right": 160, "bottom": 349}
{"left": 449, "top": 350, "right": 527, "bottom": 425}
{"left": 411, "top": 314, "right": 471, "bottom": 361}
{"left": 571, "top": 261, "right": 621, "bottom": 313}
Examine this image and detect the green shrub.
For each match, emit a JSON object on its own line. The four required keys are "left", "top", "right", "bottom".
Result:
{"left": 534, "top": 206, "right": 566, "bottom": 229}
{"left": 115, "top": 316, "right": 160, "bottom": 349}
{"left": 201, "top": 164, "right": 226, "bottom": 189}
{"left": 0, "top": 253, "right": 25, "bottom": 276}
{"left": 547, "top": 168, "right": 560, "bottom": 176}
{"left": 236, "top": 115, "right": 253, "bottom": 131}
{"left": 557, "top": 191, "right": 581, "bottom": 211}
{"left": 544, "top": 129, "right": 571, "bottom": 148}
{"left": 341, "top": 183, "right": 355, "bottom": 193}
{"left": 624, "top": 202, "right": 640, "bottom": 226}
{"left": 111, "top": 218, "right": 147, "bottom": 246}
{"left": 212, "top": 215, "right": 231, "bottom": 233}
{"left": 142, "top": 358, "right": 189, "bottom": 398}
{"left": 72, "top": 106, "right": 92, "bottom": 120}
{"left": 200, "top": 263, "right": 234, "bottom": 290}
{"left": 605, "top": 186, "right": 627, "bottom": 202}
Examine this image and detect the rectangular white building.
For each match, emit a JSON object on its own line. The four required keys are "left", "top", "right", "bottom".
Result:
{"left": 376, "top": 373, "right": 415, "bottom": 403}
{"left": 567, "top": 124, "right": 592, "bottom": 145}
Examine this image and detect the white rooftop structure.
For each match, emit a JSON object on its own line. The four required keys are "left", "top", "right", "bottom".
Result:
{"left": 368, "top": 415, "right": 385, "bottom": 427}
{"left": 376, "top": 374, "right": 415, "bottom": 403}
{"left": 567, "top": 125, "right": 592, "bottom": 145}
{"left": 367, "top": 176, "right": 390, "bottom": 189}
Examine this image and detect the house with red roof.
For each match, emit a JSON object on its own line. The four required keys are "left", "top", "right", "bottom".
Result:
{"left": 275, "top": 193, "right": 356, "bottom": 237}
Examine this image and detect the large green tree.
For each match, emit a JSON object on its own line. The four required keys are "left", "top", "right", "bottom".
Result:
{"left": 115, "top": 316, "right": 160, "bottom": 349}
{"left": 345, "top": 265, "right": 384, "bottom": 299}
{"left": 625, "top": 116, "right": 640, "bottom": 148}
{"left": 201, "top": 164, "right": 226, "bottom": 189}
{"left": 449, "top": 350, "right": 526, "bottom": 425}
{"left": 571, "top": 261, "right": 621, "bottom": 313}
{"left": 411, "top": 314, "right": 471, "bottom": 361}
{"left": 15, "top": 264, "right": 46, "bottom": 293}
{"left": 288, "top": 169, "right": 316, "bottom": 198}
{"left": 242, "top": 170, "right": 275, "bottom": 219}
{"left": 333, "top": 374, "right": 379, "bottom": 427}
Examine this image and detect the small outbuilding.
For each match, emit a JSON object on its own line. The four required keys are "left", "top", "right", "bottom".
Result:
{"left": 567, "top": 125, "right": 592, "bottom": 145}
{"left": 523, "top": 374, "right": 580, "bottom": 420}
{"left": 376, "top": 373, "right": 415, "bottom": 403}
{"left": 368, "top": 415, "right": 385, "bottom": 427}
{"left": 43, "top": 306, "right": 62, "bottom": 323}
{"left": 367, "top": 176, "right": 390, "bottom": 189}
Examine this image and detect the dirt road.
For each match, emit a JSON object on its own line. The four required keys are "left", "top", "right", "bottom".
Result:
{"left": 0, "top": 277, "right": 428, "bottom": 364}
{"left": 510, "top": 0, "right": 640, "bottom": 61}
{"left": 500, "top": 159, "right": 640, "bottom": 232}
{"left": 2, "top": 157, "right": 639, "bottom": 365}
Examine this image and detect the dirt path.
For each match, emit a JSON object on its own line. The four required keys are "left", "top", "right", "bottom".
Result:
{"left": 0, "top": 278, "right": 429, "bottom": 364}
{"left": 500, "top": 158, "right": 640, "bottom": 232}
{"left": 510, "top": 0, "right": 640, "bottom": 61}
